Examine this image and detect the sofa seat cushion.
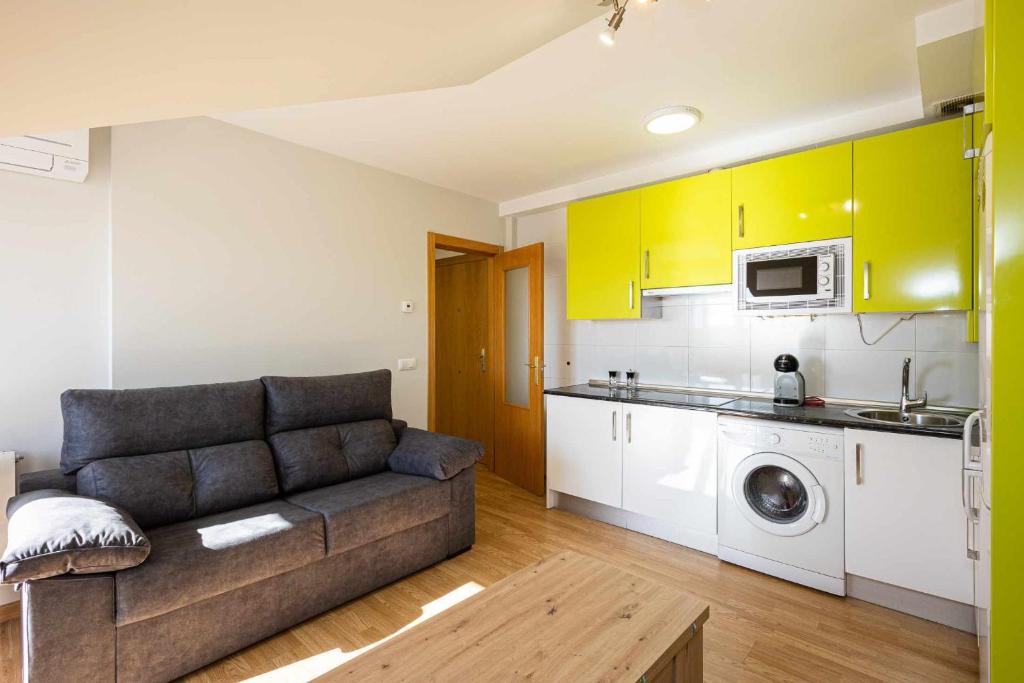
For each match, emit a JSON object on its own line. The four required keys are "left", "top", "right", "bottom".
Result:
{"left": 285, "top": 472, "right": 450, "bottom": 556}
{"left": 114, "top": 499, "right": 324, "bottom": 626}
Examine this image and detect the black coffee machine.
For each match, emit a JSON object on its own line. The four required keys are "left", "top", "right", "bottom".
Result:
{"left": 773, "top": 353, "right": 806, "bottom": 406}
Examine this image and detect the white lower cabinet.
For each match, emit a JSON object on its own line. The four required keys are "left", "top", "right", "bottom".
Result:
{"left": 547, "top": 395, "right": 622, "bottom": 508}
{"left": 622, "top": 404, "right": 717, "bottom": 537}
{"left": 546, "top": 395, "right": 717, "bottom": 552}
{"left": 844, "top": 428, "right": 973, "bottom": 604}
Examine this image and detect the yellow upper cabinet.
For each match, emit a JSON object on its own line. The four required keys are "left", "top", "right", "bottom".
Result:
{"left": 732, "top": 142, "right": 853, "bottom": 249}
{"left": 640, "top": 170, "right": 732, "bottom": 289}
{"left": 853, "top": 118, "right": 973, "bottom": 313}
{"left": 566, "top": 190, "right": 641, "bottom": 319}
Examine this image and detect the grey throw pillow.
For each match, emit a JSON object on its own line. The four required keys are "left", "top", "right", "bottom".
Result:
{"left": 1, "top": 489, "right": 150, "bottom": 583}
{"left": 387, "top": 428, "right": 483, "bottom": 480}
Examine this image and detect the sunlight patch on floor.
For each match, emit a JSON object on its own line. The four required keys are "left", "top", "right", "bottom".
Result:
{"left": 241, "top": 581, "right": 484, "bottom": 683}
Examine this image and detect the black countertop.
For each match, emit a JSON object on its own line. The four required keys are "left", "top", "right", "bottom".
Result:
{"left": 544, "top": 384, "right": 967, "bottom": 440}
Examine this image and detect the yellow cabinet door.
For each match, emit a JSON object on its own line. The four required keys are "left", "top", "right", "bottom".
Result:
{"left": 640, "top": 170, "right": 732, "bottom": 289}
{"left": 566, "top": 190, "right": 640, "bottom": 319}
{"left": 853, "top": 118, "right": 973, "bottom": 313}
{"left": 732, "top": 142, "right": 853, "bottom": 249}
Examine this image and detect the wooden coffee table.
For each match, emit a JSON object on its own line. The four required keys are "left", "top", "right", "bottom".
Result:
{"left": 328, "top": 550, "right": 710, "bottom": 682}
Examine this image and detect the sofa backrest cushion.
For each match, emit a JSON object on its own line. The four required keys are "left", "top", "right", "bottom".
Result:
{"left": 76, "top": 440, "right": 279, "bottom": 529}
{"left": 268, "top": 419, "right": 397, "bottom": 493}
{"left": 262, "top": 371, "right": 392, "bottom": 436}
{"left": 60, "top": 380, "right": 265, "bottom": 474}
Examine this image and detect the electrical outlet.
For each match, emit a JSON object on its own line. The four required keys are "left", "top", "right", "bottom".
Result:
{"left": 397, "top": 358, "right": 417, "bottom": 371}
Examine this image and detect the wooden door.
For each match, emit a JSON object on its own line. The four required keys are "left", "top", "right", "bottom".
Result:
{"left": 494, "top": 243, "right": 545, "bottom": 495}
{"left": 844, "top": 428, "right": 973, "bottom": 603}
{"left": 546, "top": 395, "right": 622, "bottom": 508}
{"left": 434, "top": 254, "right": 493, "bottom": 468}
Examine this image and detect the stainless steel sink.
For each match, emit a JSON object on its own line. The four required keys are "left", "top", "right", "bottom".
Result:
{"left": 844, "top": 408, "right": 966, "bottom": 429}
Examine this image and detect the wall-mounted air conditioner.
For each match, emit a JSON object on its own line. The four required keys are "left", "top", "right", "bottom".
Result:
{"left": 0, "top": 129, "right": 89, "bottom": 182}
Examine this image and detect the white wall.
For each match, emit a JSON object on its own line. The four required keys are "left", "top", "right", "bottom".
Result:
{"left": 0, "top": 128, "right": 112, "bottom": 604}
{"left": 110, "top": 117, "right": 503, "bottom": 425}
{"left": 0, "top": 128, "right": 112, "bottom": 472}
{"left": 518, "top": 207, "right": 979, "bottom": 407}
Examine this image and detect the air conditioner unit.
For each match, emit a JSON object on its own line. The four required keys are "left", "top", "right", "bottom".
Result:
{"left": 0, "top": 129, "right": 89, "bottom": 182}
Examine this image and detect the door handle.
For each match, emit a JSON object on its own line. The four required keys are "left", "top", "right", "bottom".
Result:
{"left": 612, "top": 411, "right": 617, "bottom": 441}
{"left": 534, "top": 355, "right": 542, "bottom": 386}
{"left": 629, "top": 280, "right": 635, "bottom": 310}
{"left": 738, "top": 203, "right": 745, "bottom": 239}
{"left": 855, "top": 444, "right": 864, "bottom": 485}
{"left": 863, "top": 261, "right": 871, "bottom": 300}
{"left": 479, "top": 348, "right": 486, "bottom": 373}
{"left": 626, "top": 412, "right": 632, "bottom": 444}
{"left": 644, "top": 250, "right": 650, "bottom": 280}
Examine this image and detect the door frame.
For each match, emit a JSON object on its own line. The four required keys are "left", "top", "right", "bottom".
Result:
{"left": 426, "top": 232, "right": 502, "bottom": 436}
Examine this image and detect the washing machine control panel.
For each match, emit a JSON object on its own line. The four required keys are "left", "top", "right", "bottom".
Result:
{"left": 755, "top": 427, "right": 843, "bottom": 459}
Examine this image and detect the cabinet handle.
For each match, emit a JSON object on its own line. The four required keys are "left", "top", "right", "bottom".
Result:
{"left": 612, "top": 411, "right": 617, "bottom": 441}
{"left": 863, "top": 261, "right": 871, "bottom": 300}
{"left": 629, "top": 280, "right": 635, "bottom": 310}
{"left": 626, "top": 412, "right": 632, "bottom": 444}
{"left": 479, "top": 348, "right": 487, "bottom": 373}
{"left": 963, "top": 410, "right": 982, "bottom": 465}
{"left": 738, "top": 204, "right": 745, "bottom": 239}
{"left": 644, "top": 250, "right": 650, "bottom": 279}
{"left": 855, "top": 444, "right": 863, "bottom": 485}
{"left": 967, "top": 519, "right": 980, "bottom": 561}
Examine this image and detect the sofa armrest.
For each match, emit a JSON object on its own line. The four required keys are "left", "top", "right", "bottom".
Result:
{"left": 17, "top": 467, "right": 77, "bottom": 495}
{"left": 387, "top": 428, "right": 483, "bottom": 480}
{"left": 2, "top": 489, "right": 150, "bottom": 584}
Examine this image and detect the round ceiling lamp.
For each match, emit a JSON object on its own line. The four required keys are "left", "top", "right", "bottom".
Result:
{"left": 643, "top": 106, "right": 703, "bottom": 135}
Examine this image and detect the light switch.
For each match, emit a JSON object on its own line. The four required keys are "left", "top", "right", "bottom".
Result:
{"left": 400, "top": 301, "right": 414, "bottom": 313}
{"left": 397, "top": 358, "right": 417, "bottom": 371}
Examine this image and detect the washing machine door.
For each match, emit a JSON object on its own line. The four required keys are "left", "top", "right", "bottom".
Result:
{"left": 731, "top": 452, "right": 826, "bottom": 537}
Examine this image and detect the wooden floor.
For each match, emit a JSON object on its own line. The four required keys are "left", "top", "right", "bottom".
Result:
{"left": 0, "top": 468, "right": 978, "bottom": 682}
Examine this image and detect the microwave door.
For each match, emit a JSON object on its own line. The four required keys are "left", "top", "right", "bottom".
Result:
{"left": 745, "top": 256, "right": 818, "bottom": 300}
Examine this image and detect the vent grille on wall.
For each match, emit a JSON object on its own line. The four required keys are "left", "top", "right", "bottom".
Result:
{"left": 933, "top": 92, "right": 984, "bottom": 116}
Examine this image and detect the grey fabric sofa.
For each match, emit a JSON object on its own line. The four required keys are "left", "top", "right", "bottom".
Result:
{"left": 8, "top": 370, "right": 481, "bottom": 682}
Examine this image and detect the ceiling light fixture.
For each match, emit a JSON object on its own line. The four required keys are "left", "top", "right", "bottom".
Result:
{"left": 598, "top": 0, "right": 657, "bottom": 46}
{"left": 644, "top": 106, "right": 703, "bottom": 135}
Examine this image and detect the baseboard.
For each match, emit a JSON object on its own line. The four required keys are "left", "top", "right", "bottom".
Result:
{"left": 551, "top": 490, "right": 717, "bottom": 555}
{"left": 847, "top": 574, "right": 976, "bottom": 633}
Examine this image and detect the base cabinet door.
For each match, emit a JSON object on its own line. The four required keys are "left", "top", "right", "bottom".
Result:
{"left": 622, "top": 405, "right": 717, "bottom": 535}
{"left": 844, "top": 429, "right": 973, "bottom": 603}
{"left": 547, "top": 395, "right": 622, "bottom": 508}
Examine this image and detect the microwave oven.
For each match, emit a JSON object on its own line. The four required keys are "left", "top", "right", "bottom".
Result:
{"left": 734, "top": 237, "right": 852, "bottom": 314}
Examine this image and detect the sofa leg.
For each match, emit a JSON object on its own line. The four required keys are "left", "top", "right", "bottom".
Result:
{"left": 22, "top": 575, "right": 116, "bottom": 682}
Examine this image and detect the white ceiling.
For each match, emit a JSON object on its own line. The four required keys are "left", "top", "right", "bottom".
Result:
{"left": 218, "top": 0, "right": 960, "bottom": 206}
{"left": 0, "top": 1, "right": 604, "bottom": 137}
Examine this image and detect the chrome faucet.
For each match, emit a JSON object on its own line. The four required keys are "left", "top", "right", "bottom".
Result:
{"left": 899, "top": 357, "right": 927, "bottom": 417}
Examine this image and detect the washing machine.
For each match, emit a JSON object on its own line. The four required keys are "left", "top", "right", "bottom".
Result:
{"left": 717, "top": 416, "right": 845, "bottom": 595}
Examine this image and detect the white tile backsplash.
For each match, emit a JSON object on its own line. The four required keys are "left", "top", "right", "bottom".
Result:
{"left": 916, "top": 351, "right": 979, "bottom": 407}
{"left": 688, "top": 347, "right": 751, "bottom": 391}
{"left": 689, "top": 303, "right": 751, "bottom": 348}
{"left": 824, "top": 349, "right": 914, "bottom": 402}
{"left": 515, "top": 207, "right": 979, "bottom": 407}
